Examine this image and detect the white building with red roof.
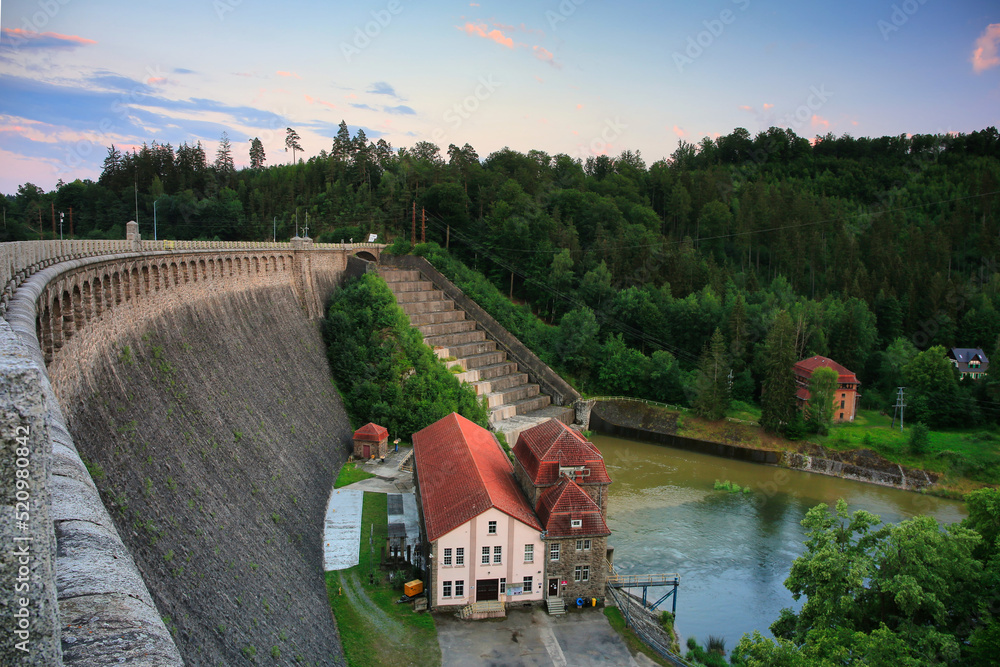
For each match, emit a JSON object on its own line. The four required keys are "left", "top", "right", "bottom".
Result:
{"left": 792, "top": 355, "right": 861, "bottom": 422}
{"left": 412, "top": 413, "right": 545, "bottom": 610}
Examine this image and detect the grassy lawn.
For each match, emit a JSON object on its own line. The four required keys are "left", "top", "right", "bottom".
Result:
{"left": 603, "top": 607, "right": 674, "bottom": 667}
{"left": 333, "top": 460, "right": 376, "bottom": 489}
{"left": 815, "top": 410, "right": 1000, "bottom": 491}
{"left": 326, "top": 492, "right": 440, "bottom": 667}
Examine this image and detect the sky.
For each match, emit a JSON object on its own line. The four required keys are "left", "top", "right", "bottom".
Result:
{"left": 0, "top": 0, "right": 998, "bottom": 194}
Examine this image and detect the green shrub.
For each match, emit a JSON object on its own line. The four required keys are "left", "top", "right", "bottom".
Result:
{"left": 909, "top": 423, "right": 930, "bottom": 455}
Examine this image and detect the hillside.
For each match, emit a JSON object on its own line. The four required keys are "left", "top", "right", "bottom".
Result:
{"left": 56, "top": 285, "right": 351, "bottom": 665}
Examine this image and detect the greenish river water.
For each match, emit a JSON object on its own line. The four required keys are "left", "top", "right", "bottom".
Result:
{"left": 593, "top": 433, "right": 967, "bottom": 651}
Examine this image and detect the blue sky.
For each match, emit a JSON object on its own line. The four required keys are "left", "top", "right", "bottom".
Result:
{"left": 0, "top": 0, "right": 998, "bottom": 194}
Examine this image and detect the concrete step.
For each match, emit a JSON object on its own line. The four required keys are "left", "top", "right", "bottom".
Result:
{"left": 379, "top": 269, "right": 422, "bottom": 282}
{"left": 485, "top": 383, "right": 540, "bottom": 408}
{"left": 435, "top": 340, "right": 497, "bottom": 360}
{"left": 400, "top": 299, "right": 454, "bottom": 316}
{"left": 458, "top": 350, "right": 508, "bottom": 370}
{"left": 546, "top": 598, "right": 566, "bottom": 616}
{"left": 493, "top": 405, "right": 578, "bottom": 445}
{"left": 386, "top": 280, "right": 435, "bottom": 293}
{"left": 409, "top": 309, "right": 467, "bottom": 326}
{"left": 422, "top": 330, "right": 487, "bottom": 348}
{"left": 470, "top": 372, "right": 528, "bottom": 396}
{"left": 490, "top": 394, "right": 552, "bottom": 422}
{"left": 454, "top": 362, "right": 519, "bottom": 384}
{"left": 393, "top": 289, "right": 449, "bottom": 303}
{"left": 417, "top": 320, "right": 478, "bottom": 337}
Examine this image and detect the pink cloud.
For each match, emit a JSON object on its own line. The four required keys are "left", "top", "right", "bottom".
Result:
{"left": 972, "top": 23, "right": 1000, "bottom": 73}
{"left": 470, "top": 2, "right": 479, "bottom": 5}
{"left": 851, "top": 120, "right": 859, "bottom": 126}
{"left": 346, "top": 93, "right": 358, "bottom": 99}
{"left": 672, "top": 125, "right": 687, "bottom": 138}
{"left": 276, "top": 70, "right": 302, "bottom": 79}
{"left": 763, "top": 103, "right": 774, "bottom": 110}
{"left": 533, "top": 45, "right": 560, "bottom": 67}
{"left": 571, "top": 130, "right": 579, "bottom": 136}
{"left": 460, "top": 22, "right": 514, "bottom": 48}
{"left": 147, "top": 77, "right": 166, "bottom": 85}
{"left": 1, "top": 27, "right": 96, "bottom": 47}
{"left": 534, "top": 75, "right": 544, "bottom": 83}
{"left": 739, "top": 105, "right": 752, "bottom": 111}
{"left": 304, "top": 94, "right": 314, "bottom": 104}
{"left": 576, "top": 104, "right": 583, "bottom": 110}
{"left": 811, "top": 114, "right": 830, "bottom": 129}
{"left": 318, "top": 100, "right": 337, "bottom": 110}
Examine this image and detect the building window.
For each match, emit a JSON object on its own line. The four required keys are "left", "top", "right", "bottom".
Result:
{"left": 455, "top": 580, "right": 464, "bottom": 597}
{"left": 576, "top": 539, "right": 591, "bottom": 551}
{"left": 488, "top": 520, "right": 497, "bottom": 535}
{"left": 481, "top": 546, "right": 490, "bottom": 564}
{"left": 571, "top": 519, "right": 582, "bottom": 528}
{"left": 443, "top": 548, "right": 452, "bottom": 566}
{"left": 455, "top": 547, "right": 464, "bottom": 566}
{"left": 524, "top": 544, "right": 534, "bottom": 563}
{"left": 500, "top": 578, "right": 507, "bottom": 594}
{"left": 841, "top": 400, "right": 845, "bottom": 409}
{"left": 494, "top": 545, "right": 503, "bottom": 564}
{"left": 582, "top": 565, "right": 590, "bottom": 582}
{"left": 443, "top": 581, "right": 452, "bottom": 597}
{"left": 574, "top": 565, "right": 583, "bottom": 582}
{"left": 523, "top": 576, "right": 533, "bottom": 593}
{"left": 839, "top": 412, "right": 844, "bottom": 420}
{"left": 550, "top": 543, "right": 560, "bottom": 561}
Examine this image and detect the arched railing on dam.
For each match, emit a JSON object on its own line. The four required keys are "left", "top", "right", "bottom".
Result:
{"left": 0, "top": 235, "right": 383, "bottom": 665}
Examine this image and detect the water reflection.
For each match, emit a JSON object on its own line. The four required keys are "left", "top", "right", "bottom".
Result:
{"left": 594, "top": 433, "right": 966, "bottom": 649}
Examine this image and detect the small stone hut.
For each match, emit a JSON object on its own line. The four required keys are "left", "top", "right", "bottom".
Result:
{"left": 353, "top": 422, "right": 389, "bottom": 459}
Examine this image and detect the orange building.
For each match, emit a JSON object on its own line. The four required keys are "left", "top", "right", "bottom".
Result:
{"left": 793, "top": 356, "right": 861, "bottom": 423}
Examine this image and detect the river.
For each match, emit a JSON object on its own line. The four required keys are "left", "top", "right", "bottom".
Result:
{"left": 593, "top": 432, "right": 967, "bottom": 652}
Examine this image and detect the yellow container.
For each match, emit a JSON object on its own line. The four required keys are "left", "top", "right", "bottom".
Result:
{"left": 404, "top": 580, "right": 424, "bottom": 597}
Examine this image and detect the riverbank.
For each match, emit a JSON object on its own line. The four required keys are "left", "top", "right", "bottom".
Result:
{"left": 587, "top": 399, "right": 986, "bottom": 496}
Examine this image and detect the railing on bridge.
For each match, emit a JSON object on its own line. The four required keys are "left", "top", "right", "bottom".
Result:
{"left": 605, "top": 584, "right": 696, "bottom": 667}
{"left": 0, "top": 238, "right": 384, "bottom": 317}
{"left": 606, "top": 559, "right": 680, "bottom": 614}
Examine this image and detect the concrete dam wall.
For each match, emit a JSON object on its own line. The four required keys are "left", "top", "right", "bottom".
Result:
{"left": 57, "top": 284, "right": 352, "bottom": 664}
{"left": 1, "top": 239, "right": 377, "bottom": 664}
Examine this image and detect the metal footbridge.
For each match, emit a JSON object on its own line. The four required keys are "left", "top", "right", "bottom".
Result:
{"left": 606, "top": 560, "right": 680, "bottom": 613}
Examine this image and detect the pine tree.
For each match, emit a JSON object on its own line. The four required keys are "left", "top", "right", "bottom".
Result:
{"left": 249, "top": 137, "right": 265, "bottom": 169}
{"left": 285, "top": 127, "right": 303, "bottom": 164}
{"left": 332, "top": 120, "right": 351, "bottom": 162}
{"left": 805, "top": 366, "right": 838, "bottom": 435}
{"left": 214, "top": 132, "right": 235, "bottom": 173}
{"left": 760, "top": 310, "right": 798, "bottom": 433}
{"left": 693, "top": 328, "right": 731, "bottom": 420}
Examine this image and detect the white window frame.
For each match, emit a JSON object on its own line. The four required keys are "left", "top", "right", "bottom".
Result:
{"left": 455, "top": 547, "right": 464, "bottom": 566}
{"left": 443, "top": 548, "right": 452, "bottom": 566}
{"left": 550, "top": 543, "right": 560, "bottom": 561}
{"left": 488, "top": 520, "right": 497, "bottom": 535}
{"left": 582, "top": 565, "right": 590, "bottom": 582}
{"left": 493, "top": 545, "right": 502, "bottom": 564}
{"left": 455, "top": 580, "right": 464, "bottom": 597}
{"left": 524, "top": 544, "right": 534, "bottom": 563}
{"left": 523, "top": 576, "right": 533, "bottom": 593}
{"left": 576, "top": 539, "right": 591, "bottom": 551}
{"left": 443, "top": 580, "right": 452, "bottom": 597}
{"left": 571, "top": 519, "right": 582, "bottom": 528}
{"left": 500, "top": 578, "right": 506, "bottom": 594}
{"left": 481, "top": 546, "right": 490, "bottom": 564}
{"left": 574, "top": 565, "right": 583, "bottom": 582}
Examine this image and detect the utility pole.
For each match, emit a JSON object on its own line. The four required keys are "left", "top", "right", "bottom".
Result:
{"left": 446, "top": 224, "right": 450, "bottom": 249}
{"left": 411, "top": 201, "right": 416, "bottom": 246}
{"left": 304, "top": 212, "right": 309, "bottom": 239}
{"left": 273, "top": 216, "right": 276, "bottom": 243}
{"left": 890, "top": 387, "right": 906, "bottom": 430}
{"left": 59, "top": 212, "right": 64, "bottom": 240}
{"left": 51, "top": 202, "right": 55, "bottom": 237}
{"left": 421, "top": 207, "right": 426, "bottom": 244}
{"left": 69, "top": 206, "right": 73, "bottom": 237}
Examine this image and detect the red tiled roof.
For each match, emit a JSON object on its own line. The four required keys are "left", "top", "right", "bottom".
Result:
{"left": 536, "top": 477, "right": 610, "bottom": 538}
{"left": 413, "top": 413, "right": 541, "bottom": 542}
{"left": 353, "top": 422, "right": 389, "bottom": 441}
{"left": 792, "top": 356, "right": 859, "bottom": 386}
{"left": 513, "top": 419, "right": 611, "bottom": 487}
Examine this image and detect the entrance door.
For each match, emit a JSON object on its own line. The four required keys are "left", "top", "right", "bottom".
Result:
{"left": 476, "top": 578, "right": 499, "bottom": 601}
{"left": 363, "top": 444, "right": 371, "bottom": 458}
{"left": 548, "top": 578, "right": 559, "bottom": 597}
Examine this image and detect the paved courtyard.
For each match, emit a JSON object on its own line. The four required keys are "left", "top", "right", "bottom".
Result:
{"left": 436, "top": 606, "right": 657, "bottom": 667}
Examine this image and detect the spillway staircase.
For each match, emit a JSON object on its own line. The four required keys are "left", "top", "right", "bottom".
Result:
{"left": 379, "top": 267, "right": 573, "bottom": 439}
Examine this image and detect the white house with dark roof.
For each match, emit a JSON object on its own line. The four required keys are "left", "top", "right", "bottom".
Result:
{"left": 949, "top": 348, "right": 990, "bottom": 380}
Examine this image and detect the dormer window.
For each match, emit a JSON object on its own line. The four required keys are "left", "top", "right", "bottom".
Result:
{"left": 571, "top": 519, "right": 582, "bottom": 528}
